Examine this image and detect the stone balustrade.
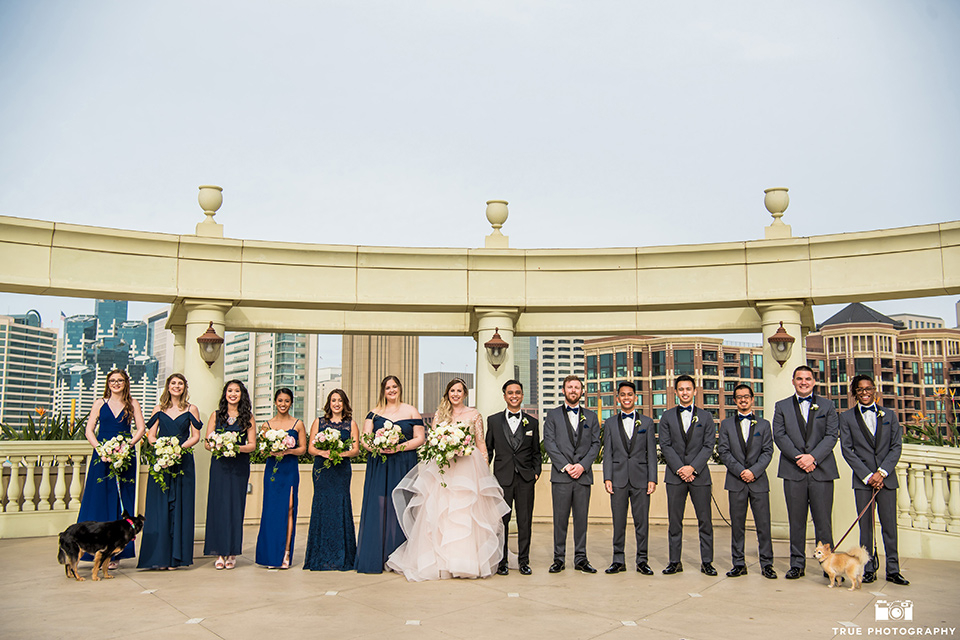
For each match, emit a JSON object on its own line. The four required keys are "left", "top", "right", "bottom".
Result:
{"left": 895, "top": 443, "right": 960, "bottom": 560}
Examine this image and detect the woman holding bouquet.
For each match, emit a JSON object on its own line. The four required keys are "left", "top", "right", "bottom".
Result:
{"left": 255, "top": 388, "right": 306, "bottom": 569}
{"left": 386, "top": 378, "right": 509, "bottom": 581}
{"left": 77, "top": 368, "right": 146, "bottom": 569}
{"left": 354, "top": 375, "right": 425, "bottom": 573}
{"left": 203, "top": 380, "right": 257, "bottom": 570}
{"left": 303, "top": 389, "right": 360, "bottom": 571}
{"left": 138, "top": 374, "right": 202, "bottom": 570}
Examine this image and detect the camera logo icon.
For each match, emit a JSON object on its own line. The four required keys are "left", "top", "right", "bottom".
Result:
{"left": 875, "top": 600, "right": 914, "bottom": 621}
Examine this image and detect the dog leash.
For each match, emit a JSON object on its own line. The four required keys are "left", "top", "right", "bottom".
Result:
{"left": 834, "top": 486, "right": 879, "bottom": 549}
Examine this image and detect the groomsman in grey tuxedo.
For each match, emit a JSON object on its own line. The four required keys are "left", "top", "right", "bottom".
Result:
{"left": 717, "top": 384, "right": 776, "bottom": 579}
{"left": 772, "top": 365, "right": 839, "bottom": 580}
{"left": 659, "top": 375, "right": 717, "bottom": 576}
{"left": 543, "top": 375, "right": 601, "bottom": 574}
{"left": 486, "top": 379, "right": 540, "bottom": 576}
{"left": 839, "top": 374, "right": 909, "bottom": 586}
{"left": 601, "top": 381, "right": 657, "bottom": 575}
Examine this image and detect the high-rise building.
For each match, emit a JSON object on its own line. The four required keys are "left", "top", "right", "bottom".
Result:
{"left": 316, "top": 367, "right": 344, "bottom": 410}
{"left": 422, "top": 371, "right": 475, "bottom": 414}
{"left": 144, "top": 307, "right": 176, "bottom": 388}
{"left": 54, "top": 300, "right": 159, "bottom": 418}
{"left": 537, "top": 337, "right": 585, "bottom": 418}
{"left": 224, "top": 332, "right": 318, "bottom": 424}
{"left": 511, "top": 336, "right": 538, "bottom": 414}
{"left": 341, "top": 335, "right": 418, "bottom": 417}
{"left": 0, "top": 311, "right": 58, "bottom": 429}
{"left": 582, "top": 336, "right": 765, "bottom": 423}
{"left": 888, "top": 314, "right": 945, "bottom": 330}
{"left": 805, "top": 302, "right": 960, "bottom": 424}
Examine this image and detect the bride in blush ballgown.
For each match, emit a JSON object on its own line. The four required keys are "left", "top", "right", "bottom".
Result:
{"left": 386, "top": 378, "right": 510, "bottom": 581}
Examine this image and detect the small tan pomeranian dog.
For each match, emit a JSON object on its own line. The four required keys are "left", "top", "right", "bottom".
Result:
{"left": 814, "top": 542, "right": 870, "bottom": 591}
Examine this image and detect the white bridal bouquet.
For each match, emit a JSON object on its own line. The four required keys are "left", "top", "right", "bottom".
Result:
{"left": 313, "top": 427, "right": 352, "bottom": 469}
{"left": 142, "top": 436, "right": 190, "bottom": 492}
{"left": 207, "top": 430, "right": 240, "bottom": 459}
{"left": 419, "top": 421, "right": 475, "bottom": 484}
{"left": 362, "top": 421, "right": 405, "bottom": 463}
{"left": 95, "top": 435, "right": 134, "bottom": 483}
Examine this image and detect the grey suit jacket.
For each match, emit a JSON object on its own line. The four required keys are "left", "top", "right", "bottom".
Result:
{"left": 658, "top": 406, "right": 716, "bottom": 486}
{"left": 542, "top": 404, "right": 601, "bottom": 485}
{"left": 601, "top": 412, "right": 657, "bottom": 490}
{"left": 717, "top": 415, "right": 773, "bottom": 493}
{"left": 772, "top": 394, "right": 840, "bottom": 481}
{"left": 839, "top": 404, "right": 902, "bottom": 490}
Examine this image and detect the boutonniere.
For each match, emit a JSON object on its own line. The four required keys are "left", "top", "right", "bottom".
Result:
{"left": 811, "top": 404, "right": 819, "bottom": 412}
{"left": 579, "top": 412, "right": 586, "bottom": 425}
{"left": 878, "top": 410, "right": 885, "bottom": 418}
{"left": 692, "top": 415, "right": 699, "bottom": 424}
{"left": 750, "top": 419, "right": 757, "bottom": 427}
{"left": 521, "top": 416, "right": 529, "bottom": 427}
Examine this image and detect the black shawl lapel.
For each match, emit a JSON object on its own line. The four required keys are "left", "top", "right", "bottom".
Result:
{"left": 854, "top": 406, "right": 878, "bottom": 452}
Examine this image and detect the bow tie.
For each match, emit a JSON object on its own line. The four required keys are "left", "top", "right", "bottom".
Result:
{"left": 507, "top": 412, "right": 521, "bottom": 420}
{"left": 620, "top": 412, "right": 635, "bottom": 421}
{"left": 565, "top": 405, "right": 579, "bottom": 413}
{"left": 798, "top": 396, "right": 813, "bottom": 404}
{"left": 860, "top": 405, "right": 877, "bottom": 413}
{"left": 739, "top": 413, "right": 755, "bottom": 421}
{"left": 678, "top": 406, "right": 692, "bottom": 413}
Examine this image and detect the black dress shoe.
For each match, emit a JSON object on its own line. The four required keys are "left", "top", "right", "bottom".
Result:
{"left": 862, "top": 571, "right": 876, "bottom": 584}
{"left": 605, "top": 562, "right": 626, "bottom": 574}
{"left": 886, "top": 573, "right": 910, "bottom": 586}
{"left": 725, "top": 565, "right": 747, "bottom": 577}
{"left": 636, "top": 562, "right": 654, "bottom": 575}
{"left": 548, "top": 560, "right": 565, "bottom": 573}
{"left": 519, "top": 564, "right": 532, "bottom": 576}
{"left": 574, "top": 561, "right": 597, "bottom": 574}
{"left": 496, "top": 564, "right": 509, "bottom": 576}
{"left": 662, "top": 562, "right": 683, "bottom": 575}
{"left": 761, "top": 565, "right": 778, "bottom": 580}
{"left": 785, "top": 567, "right": 804, "bottom": 580}
{"left": 700, "top": 562, "right": 717, "bottom": 576}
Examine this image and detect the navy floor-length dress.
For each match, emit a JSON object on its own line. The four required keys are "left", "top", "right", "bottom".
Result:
{"left": 77, "top": 402, "right": 138, "bottom": 560}
{"left": 303, "top": 419, "right": 356, "bottom": 571}
{"left": 203, "top": 418, "right": 250, "bottom": 557}
{"left": 255, "top": 426, "right": 301, "bottom": 567}
{"left": 137, "top": 411, "right": 201, "bottom": 568}
{"left": 354, "top": 414, "right": 421, "bottom": 573}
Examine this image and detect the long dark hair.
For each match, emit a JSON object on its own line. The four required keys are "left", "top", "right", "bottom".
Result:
{"left": 323, "top": 389, "right": 353, "bottom": 423}
{"left": 216, "top": 379, "right": 253, "bottom": 431}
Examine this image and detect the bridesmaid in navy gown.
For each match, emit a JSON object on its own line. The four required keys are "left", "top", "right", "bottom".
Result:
{"left": 255, "top": 388, "right": 306, "bottom": 569}
{"left": 203, "top": 380, "right": 257, "bottom": 570}
{"left": 303, "top": 389, "right": 361, "bottom": 571}
{"left": 77, "top": 369, "right": 146, "bottom": 568}
{"left": 138, "top": 374, "right": 202, "bottom": 570}
{"left": 354, "top": 376, "right": 425, "bottom": 573}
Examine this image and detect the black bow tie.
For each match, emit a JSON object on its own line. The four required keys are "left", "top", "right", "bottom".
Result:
{"left": 860, "top": 405, "right": 877, "bottom": 413}
{"left": 620, "top": 412, "right": 635, "bottom": 421}
{"left": 798, "top": 396, "right": 813, "bottom": 403}
{"left": 507, "top": 412, "right": 521, "bottom": 420}
{"left": 739, "top": 413, "right": 755, "bottom": 421}
{"left": 678, "top": 406, "right": 692, "bottom": 413}
{"left": 565, "top": 405, "right": 579, "bottom": 413}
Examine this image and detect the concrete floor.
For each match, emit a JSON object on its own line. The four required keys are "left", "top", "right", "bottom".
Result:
{"left": 3, "top": 523, "right": 956, "bottom": 640}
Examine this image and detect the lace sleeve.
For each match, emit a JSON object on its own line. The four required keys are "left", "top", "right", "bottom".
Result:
{"left": 472, "top": 412, "right": 488, "bottom": 459}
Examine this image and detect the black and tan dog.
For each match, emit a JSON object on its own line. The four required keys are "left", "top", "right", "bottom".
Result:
{"left": 58, "top": 513, "right": 144, "bottom": 581}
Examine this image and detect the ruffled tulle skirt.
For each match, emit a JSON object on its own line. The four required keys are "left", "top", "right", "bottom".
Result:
{"left": 386, "top": 450, "right": 509, "bottom": 581}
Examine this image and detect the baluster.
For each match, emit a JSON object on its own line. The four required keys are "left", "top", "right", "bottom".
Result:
{"left": 896, "top": 463, "right": 912, "bottom": 526}
{"left": 907, "top": 462, "right": 918, "bottom": 518}
{"left": 67, "top": 455, "right": 84, "bottom": 511}
{"left": 924, "top": 468, "right": 934, "bottom": 508}
{"left": 6, "top": 456, "right": 22, "bottom": 513}
{"left": 929, "top": 466, "right": 947, "bottom": 531}
{"left": 21, "top": 456, "right": 37, "bottom": 512}
{"left": 912, "top": 465, "right": 930, "bottom": 529}
{"left": 53, "top": 455, "right": 67, "bottom": 510}
{"left": 38, "top": 455, "right": 52, "bottom": 511}
{"left": 948, "top": 469, "right": 960, "bottom": 534}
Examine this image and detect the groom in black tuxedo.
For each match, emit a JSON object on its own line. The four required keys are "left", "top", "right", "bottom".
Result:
{"left": 486, "top": 379, "right": 540, "bottom": 576}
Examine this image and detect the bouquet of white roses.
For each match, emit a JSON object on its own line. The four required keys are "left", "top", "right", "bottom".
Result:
{"left": 95, "top": 435, "right": 135, "bottom": 483}
{"left": 419, "top": 421, "right": 475, "bottom": 482}
{"left": 207, "top": 430, "right": 239, "bottom": 459}
{"left": 141, "top": 436, "right": 191, "bottom": 492}
{"left": 313, "top": 427, "right": 352, "bottom": 469}
{"left": 361, "top": 421, "right": 405, "bottom": 463}
{"left": 255, "top": 428, "right": 297, "bottom": 480}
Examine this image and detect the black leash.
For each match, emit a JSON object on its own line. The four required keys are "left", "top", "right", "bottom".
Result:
{"left": 834, "top": 486, "right": 880, "bottom": 549}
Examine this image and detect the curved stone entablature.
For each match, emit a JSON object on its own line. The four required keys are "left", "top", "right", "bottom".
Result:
{"left": 1, "top": 214, "right": 957, "bottom": 335}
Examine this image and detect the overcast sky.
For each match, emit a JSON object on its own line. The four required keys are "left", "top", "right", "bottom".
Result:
{"left": 1, "top": 1, "right": 958, "bottom": 376}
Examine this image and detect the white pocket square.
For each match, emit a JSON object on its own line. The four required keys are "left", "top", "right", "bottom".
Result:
{"left": 525, "top": 430, "right": 533, "bottom": 436}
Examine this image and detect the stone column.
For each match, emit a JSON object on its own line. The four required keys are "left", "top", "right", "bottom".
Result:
{"left": 183, "top": 301, "right": 230, "bottom": 537}
{"left": 172, "top": 326, "right": 186, "bottom": 375}
{"left": 473, "top": 308, "right": 518, "bottom": 421}
{"left": 757, "top": 301, "right": 805, "bottom": 540}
